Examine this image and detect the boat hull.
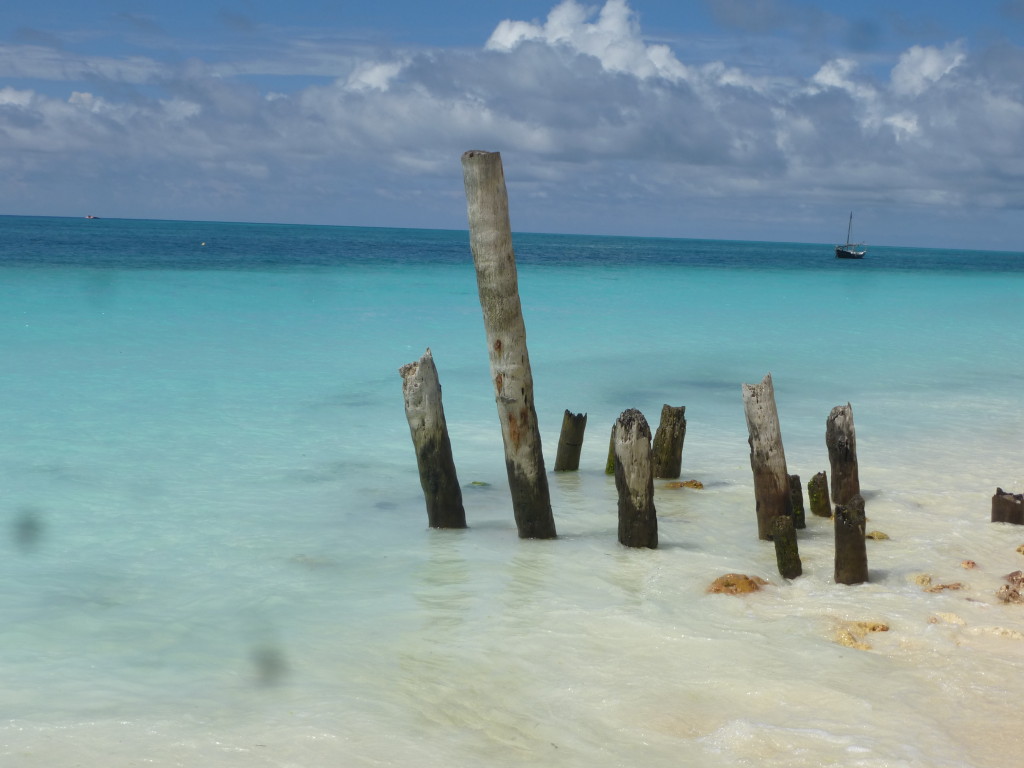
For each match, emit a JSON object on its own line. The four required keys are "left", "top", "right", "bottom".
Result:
{"left": 835, "top": 246, "right": 865, "bottom": 259}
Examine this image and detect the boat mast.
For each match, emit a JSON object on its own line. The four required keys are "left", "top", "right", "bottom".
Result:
{"left": 846, "top": 212, "right": 853, "bottom": 245}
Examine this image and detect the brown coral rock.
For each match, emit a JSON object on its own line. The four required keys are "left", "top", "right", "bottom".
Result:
{"left": 665, "top": 479, "right": 703, "bottom": 489}
{"left": 997, "top": 571, "right": 1024, "bottom": 603}
{"left": 960, "top": 560, "right": 978, "bottom": 569}
{"left": 707, "top": 574, "right": 768, "bottom": 594}
{"left": 997, "top": 585, "right": 1024, "bottom": 604}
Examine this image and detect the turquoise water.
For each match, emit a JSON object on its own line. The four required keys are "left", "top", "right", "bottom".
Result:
{"left": 2, "top": 216, "right": 1023, "bottom": 766}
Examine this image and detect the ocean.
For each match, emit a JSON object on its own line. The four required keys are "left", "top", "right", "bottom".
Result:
{"left": 2, "top": 214, "right": 1023, "bottom": 766}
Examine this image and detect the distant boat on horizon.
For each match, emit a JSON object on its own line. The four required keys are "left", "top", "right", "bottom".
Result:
{"left": 835, "top": 212, "right": 866, "bottom": 259}
{"left": 85, "top": 215, "right": 100, "bottom": 219}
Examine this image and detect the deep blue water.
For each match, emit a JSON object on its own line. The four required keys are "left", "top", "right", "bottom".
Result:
{"left": 3, "top": 215, "right": 1022, "bottom": 272}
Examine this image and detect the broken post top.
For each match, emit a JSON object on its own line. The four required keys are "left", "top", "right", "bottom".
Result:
{"left": 616, "top": 408, "right": 652, "bottom": 441}
{"left": 826, "top": 403, "right": 856, "bottom": 442}
{"left": 399, "top": 348, "right": 441, "bottom": 428}
{"left": 741, "top": 372, "right": 775, "bottom": 404}
{"left": 398, "top": 345, "right": 432, "bottom": 380}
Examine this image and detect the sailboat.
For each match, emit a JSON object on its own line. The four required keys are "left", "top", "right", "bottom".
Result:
{"left": 835, "top": 212, "right": 866, "bottom": 259}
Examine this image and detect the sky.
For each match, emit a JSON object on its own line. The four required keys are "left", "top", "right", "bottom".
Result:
{"left": 2, "top": 0, "right": 1024, "bottom": 249}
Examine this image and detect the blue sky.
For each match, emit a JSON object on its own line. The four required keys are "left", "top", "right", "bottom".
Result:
{"left": 2, "top": 1, "right": 1023, "bottom": 248}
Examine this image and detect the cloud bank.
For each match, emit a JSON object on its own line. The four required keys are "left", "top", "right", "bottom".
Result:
{"left": 1, "top": 0, "right": 1022, "bottom": 247}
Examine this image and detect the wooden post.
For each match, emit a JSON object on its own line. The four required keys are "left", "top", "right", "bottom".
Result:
{"left": 399, "top": 348, "right": 467, "bottom": 529}
{"left": 614, "top": 409, "right": 658, "bottom": 549}
{"left": 807, "top": 471, "right": 832, "bottom": 517}
{"left": 788, "top": 474, "right": 806, "bottom": 529}
{"left": 772, "top": 515, "right": 802, "bottom": 579}
{"left": 554, "top": 410, "right": 587, "bottom": 471}
{"left": 652, "top": 404, "right": 687, "bottom": 479}
{"left": 834, "top": 493, "right": 868, "bottom": 585}
{"left": 992, "top": 488, "right": 1024, "bottom": 524}
{"left": 741, "top": 373, "right": 792, "bottom": 540}
{"left": 605, "top": 423, "right": 616, "bottom": 474}
{"left": 826, "top": 404, "right": 860, "bottom": 508}
{"left": 461, "top": 150, "right": 556, "bottom": 539}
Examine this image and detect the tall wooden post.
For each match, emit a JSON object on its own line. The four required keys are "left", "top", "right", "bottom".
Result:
{"left": 834, "top": 494, "right": 868, "bottom": 585}
{"left": 614, "top": 409, "right": 658, "bottom": 549}
{"left": 399, "top": 349, "right": 467, "bottom": 529}
{"left": 826, "top": 404, "right": 860, "bottom": 508}
{"left": 554, "top": 410, "right": 587, "bottom": 471}
{"left": 742, "top": 373, "right": 792, "bottom": 540}
{"left": 461, "top": 150, "right": 556, "bottom": 539}
{"left": 652, "top": 404, "right": 687, "bottom": 479}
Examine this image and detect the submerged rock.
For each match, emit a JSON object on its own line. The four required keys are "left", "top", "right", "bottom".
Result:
{"left": 707, "top": 573, "right": 768, "bottom": 594}
{"left": 925, "top": 582, "right": 965, "bottom": 593}
{"left": 967, "top": 625, "right": 1024, "bottom": 640}
{"left": 913, "top": 573, "right": 965, "bottom": 592}
{"left": 866, "top": 530, "right": 889, "bottom": 540}
{"left": 833, "top": 620, "right": 889, "bottom": 650}
{"left": 665, "top": 479, "right": 703, "bottom": 489}
{"left": 996, "top": 586, "right": 1024, "bottom": 604}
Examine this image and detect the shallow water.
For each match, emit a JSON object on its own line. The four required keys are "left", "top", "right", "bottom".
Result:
{"left": 2, "top": 217, "right": 1023, "bottom": 766}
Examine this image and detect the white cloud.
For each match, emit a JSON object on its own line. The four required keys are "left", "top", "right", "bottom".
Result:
{"left": 344, "top": 60, "right": 406, "bottom": 92}
{"left": 0, "top": 86, "right": 35, "bottom": 107}
{"left": 487, "top": 0, "right": 690, "bottom": 82}
{"left": 882, "top": 112, "right": 920, "bottom": 141}
{"left": 890, "top": 42, "right": 966, "bottom": 97}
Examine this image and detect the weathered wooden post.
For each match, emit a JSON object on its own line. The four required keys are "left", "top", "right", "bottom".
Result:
{"left": 614, "top": 409, "right": 658, "bottom": 548}
{"left": 652, "top": 404, "right": 687, "bottom": 479}
{"left": 461, "top": 150, "right": 556, "bottom": 539}
{"left": 992, "top": 488, "right": 1024, "bottom": 524}
{"left": 399, "top": 348, "right": 467, "bottom": 529}
{"left": 554, "top": 410, "right": 587, "bottom": 471}
{"left": 772, "top": 515, "right": 802, "bottom": 579}
{"left": 807, "top": 471, "right": 832, "bottom": 517}
{"left": 788, "top": 474, "right": 806, "bottom": 529}
{"left": 834, "top": 493, "right": 868, "bottom": 585}
{"left": 826, "top": 404, "right": 860, "bottom": 509}
{"left": 605, "top": 423, "right": 616, "bottom": 474}
{"left": 742, "top": 373, "right": 792, "bottom": 540}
